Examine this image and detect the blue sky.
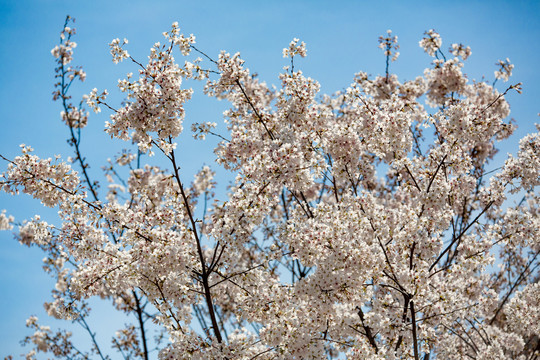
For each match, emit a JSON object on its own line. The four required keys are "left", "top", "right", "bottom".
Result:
{"left": 1, "top": 0, "right": 539, "bottom": 357}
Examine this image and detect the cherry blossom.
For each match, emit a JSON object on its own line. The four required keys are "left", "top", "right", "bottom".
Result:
{"left": 0, "top": 209, "right": 13, "bottom": 230}
{"left": 1, "top": 17, "right": 538, "bottom": 360}
{"left": 494, "top": 58, "right": 514, "bottom": 82}
{"left": 419, "top": 29, "right": 442, "bottom": 57}
{"left": 449, "top": 43, "right": 471, "bottom": 61}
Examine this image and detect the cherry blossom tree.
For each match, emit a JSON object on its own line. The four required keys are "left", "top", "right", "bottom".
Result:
{"left": 1, "top": 16, "right": 539, "bottom": 359}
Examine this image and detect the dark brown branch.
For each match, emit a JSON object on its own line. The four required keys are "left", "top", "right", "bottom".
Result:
{"left": 416, "top": 303, "right": 478, "bottom": 323}
{"left": 426, "top": 154, "right": 447, "bottom": 194}
{"left": 409, "top": 242, "right": 416, "bottom": 271}
{"left": 466, "top": 318, "right": 490, "bottom": 346}
{"left": 410, "top": 300, "right": 420, "bottom": 360}
{"left": 149, "top": 281, "right": 184, "bottom": 333}
{"left": 300, "top": 191, "right": 315, "bottom": 217}
{"left": 281, "top": 190, "right": 290, "bottom": 220}
{"left": 395, "top": 294, "right": 411, "bottom": 351}
{"left": 344, "top": 164, "right": 359, "bottom": 196}
{"left": 481, "top": 84, "right": 521, "bottom": 114}
{"left": 235, "top": 79, "right": 275, "bottom": 141}
{"left": 77, "top": 311, "right": 107, "bottom": 360}
{"left": 404, "top": 164, "right": 421, "bottom": 192}
{"left": 289, "top": 190, "right": 312, "bottom": 218}
{"left": 429, "top": 201, "right": 493, "bottom": 272}
{"left": 168, "top": 145, "right": 224, "bottom": 343}
{"left": 356, "top": 306, "right": 378, "bottom": 353}
{"left": 133, "top": 291, "right": 149, "bottom": 360}
{"left": 190, "top": 44, "right": 218, "bottom": 65}
{"left": 442, "top": 324, "right": 478, "bottom": 355}
{"left": 490, "top": 252, "right": 539, "bottom": 325}
{"left": 249, "top": 346, "right": 276, "bottom": 360}
{"left": 455, "top": 320, "right": 480, "bottom": 354}
{"left": 210, "top": 264, "right": 264, "bottom": 293}
{"left": 208, "top": 241, "right": 225, "bottom": 274}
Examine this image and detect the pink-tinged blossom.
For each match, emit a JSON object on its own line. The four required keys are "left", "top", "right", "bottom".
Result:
{"left": 283, "top": 38, "right": 307, "bottom": 58}
{"left": 51, "top": 40, "right": 77, "bottom": 65}
{"left": 419, "top": 29, "right": 442, "bottom": 56}
{"left": 1, "top": 145, "right": 81, "bottom": 208}
{"left": 60, "top": 107, "right": 88, "bottom": 128}
{"left": 16, "top": 216, "right": 52, "bottom": 246}
{"left": 3, "top": 18, "right": 539, "bottom": 360}
{"left": 424, "top": 58, "right": 467, "bottom": 106}
{"left": 109, "top": 38, "right": 130, "bottom": 64}
{"left": 505, "top": 282, "right": 540, "bottom": 338}
{"left": 497, "top": 124, "right": 540, "bottom": 192}
{"left": 450, "top": 43, "right": 471, "bottom": 60}
{"left": 163, "top": 21, "right": 195, "bottom": 56}
{"left": 378, "top": 29, "right": 400, "bottom": 61}
{"left": 83, "top": 88, "right": 108, "bottom": 113}
{"left": 494, "top": 58, "right": 514, "bottom": 82}
{"left": 0, "top": 209, "right": 13, "bottom": 230}
{"left": 105, "top": 38, "right": 193, "bottom": 153}
{"left": 191, "top": 121, "right": 217, "bottom": 140}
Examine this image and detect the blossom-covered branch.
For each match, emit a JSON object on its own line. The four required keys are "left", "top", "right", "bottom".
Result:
{"left": 1, "top": 18, "right": 538, "bottom": 360}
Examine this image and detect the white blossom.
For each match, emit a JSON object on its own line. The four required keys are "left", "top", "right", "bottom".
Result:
{"left": 494, "top": 57, "right": 514, "bottom": 82}
{"left": 283, "top": 38, "right": 307, "bottom": 58}
{"left": 2, "top": 18, "right": 539, "bottom": 360}
{"left": 419, "top": 29, "right": 442, "bottom": 56}
{"left": 0, "top": 209, "right": 13, "bottom": 230}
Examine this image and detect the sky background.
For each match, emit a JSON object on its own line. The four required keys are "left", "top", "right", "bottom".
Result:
{"left": 1, "top": 0, "right": 539, "bottom": 357}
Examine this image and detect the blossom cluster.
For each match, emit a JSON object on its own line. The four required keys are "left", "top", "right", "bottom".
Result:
{"left": 105, "top": 25, "right": 196, "bottom": 153}
{"left": 109, "top": 38, "right": 130, "bottom": 63}
{"left": 495, "top": 57, "right": 514, "bottom": 82}
{"left": 1, "top": 145, "right": 81, "bottom": 208}
{"left": 1, "top": 21, "right": 538, "bottom": 360}
{"left": 282, "top": 38, "right": 307, "bottom": 58}
{"left": 419, "top": 29, "right": 442, "bottom": 57}
{"left": 449, "top": 43, "right": 471, "bottom": 60}
{"left": 378, "top": 29, "right": 400, "bottom": 62}
{"left": 0, "top": 209, "right": 13, "bottom": 230}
